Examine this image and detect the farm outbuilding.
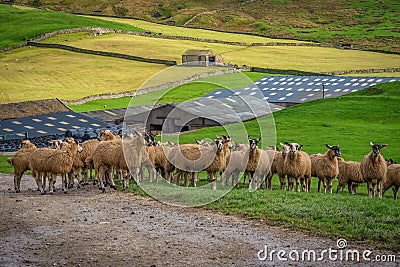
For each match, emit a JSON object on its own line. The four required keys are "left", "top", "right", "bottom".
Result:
{"left": 182, "top": 50, "right": 224, "bottom": 66}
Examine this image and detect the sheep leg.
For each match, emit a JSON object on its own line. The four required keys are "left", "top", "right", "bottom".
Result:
{"left": 393, "top": 186, "right": 398, "bottom": 200}
{"left": 266, "top": 172, "right": 272, "bottom": 190}
{"left": 209, "top": 172, "right": 217, "bottom": 190}
{"left": 377, "top": 180, "right": 383, "bottom": 198}
{"left": 367, "top": 181, "right": 373, "bottom": 198}
{"left": 279, "top": 175, "right": 286, "bottom": 190}
{"left": 317, "top": 179, "right": 322, "bottom": 193}
{"left": 14, "top": 171, "right": 23, "bottom": 193}
{"left": 33, "top": 172, "right": 45, "bottom": 195}
{"left": 97, "top": 167, "right": 106, "bottom": 193}
{"left": 287, "top": 176, "right": 294, "bottom": 191}
{"left": 107, "top": 168, "right": 117, "bottom": 190}
{"left": 192, "top": 172, "right": 198, "bottom": 187}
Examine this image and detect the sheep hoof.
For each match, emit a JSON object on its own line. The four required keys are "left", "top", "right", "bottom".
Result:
{"left": 64, "top": 191, "right": 68, "bottom": 194}
{"left": 15, "top": 189, "right": 20, "bottom": 193}
{"left": 110, "top": 185, "right": 117, "bottom": 190}
{"left": 41, "top": 191, "right": 46, "bottom": 195}
{"left": 49, "top": 192, "right": 53, "bottom": 195}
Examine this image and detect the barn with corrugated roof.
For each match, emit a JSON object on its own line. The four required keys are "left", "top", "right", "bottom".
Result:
{"left": 182, "top": 50, "right": 224, "bottom": 66}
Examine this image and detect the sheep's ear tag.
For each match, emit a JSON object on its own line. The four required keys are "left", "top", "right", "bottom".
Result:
{"left": 381, "top": 144, "right": 388, "bottom": 148}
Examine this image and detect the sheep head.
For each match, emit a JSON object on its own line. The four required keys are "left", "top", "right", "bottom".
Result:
{"left": 249, "top": 137, "right": 260, "bottom": 151}
{"left": 284, "top": 142, "right": 303, "bottom": 156}
{"left": 214, "top": 139, "right": 224, "bottom": 152}
{"left": 280, "top": 143, "right": 290, "bottom": 156}
{"left": 369, "top": 142, "right": 387, "bottom": 158}
{"left": 326, "top": 144, "right": 341, "bottom": 158}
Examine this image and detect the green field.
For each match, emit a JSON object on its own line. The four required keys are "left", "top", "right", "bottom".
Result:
{"left": 41, "top": 32, "right": 400, "bottom": 73}
{"left": 0, "top": 4, "right": 146, "bottom": 50}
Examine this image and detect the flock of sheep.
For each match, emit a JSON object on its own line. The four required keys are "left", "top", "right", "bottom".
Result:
{"left": 6, "top": 129, "right": 400, "bottom": 199}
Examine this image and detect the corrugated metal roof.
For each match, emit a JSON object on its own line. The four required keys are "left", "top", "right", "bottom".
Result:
{"left": 182, "top": 49, "right": 215, "bottom": 56}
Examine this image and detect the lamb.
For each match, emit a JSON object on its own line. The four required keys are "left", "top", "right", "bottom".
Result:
{"left": 246, "top": 138, "right": 272, "bottom": 191}
{"left": 360, "top": 142, "right": 387, "bottom": 198}
{"left": 310, "top": 144, "right": 341, "bottom": 193}
{"left": 382, "top": 163, "right": 400, "bottom": 199}
{"left": 79, "top": 139, "right": 100, "bottom": 184}
{"left": 146, "top": 144, "right": 175, "bottom": 182}
{"left": 283, "top": 142, "right": 312, "bottom": 192}
{"left": 336, "top": 158, "right": 365, "bottom": 194}
{"left": 7, "top": 140, "right": 37, "bottom": 192}
{"left": 97, "top": 129, "right": 120, "bottom": 141}
{"left": 29, "top": 139, "right": 82, "bottom": 194}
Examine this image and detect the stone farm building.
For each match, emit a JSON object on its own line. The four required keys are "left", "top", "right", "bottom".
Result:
{"left": 182, "top": 50, "right": 224, "bottom": 66}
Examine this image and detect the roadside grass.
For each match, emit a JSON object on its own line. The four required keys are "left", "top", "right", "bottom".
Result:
{"left": 0, "top": 4, "right": 146, "bottom": 50}
{"left": 0, "top": 156, "right": 13, "bottom": 174}
{"left": 121, "top": 174, "right": 399, "bottom": 250}
{"left": 41, "top": 32, "right": 400, "bottom": 73}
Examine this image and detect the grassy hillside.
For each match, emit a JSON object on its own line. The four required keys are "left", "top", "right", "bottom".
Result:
{"left": 11, "top": 0, "right": 400, "bottom": 52}
{"left": 41, "top": 32, "right": 400, "bottom": 74}
{"left": 0, "top": 4, "right": 145, "bottom": 50}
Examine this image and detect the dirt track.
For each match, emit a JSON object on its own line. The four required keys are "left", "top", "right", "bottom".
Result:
{"left": 0, "top": 173, "right": 398, "bottom": 267}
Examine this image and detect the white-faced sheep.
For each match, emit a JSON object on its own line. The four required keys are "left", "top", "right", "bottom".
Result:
{"left": 29, "top": 139, "right": 82, "bottom": 194}
{"left": 360, "top": 142, "right": 387, "bottom": 198}
{"left": 283, "top": 142, "right": 312, "bottom": 192}
{"left": 381, "top": 163, "right": 400, "bottom": 200}
{"left": 7, "top": 140, "right": 37, "bottom": 192}
{"left": 310, "top": 144, "right": 341, "bottom": 193}
{"left": 336, "top": 158, "right": 364, "bottom": 194}
{"left": 247, "top": 138, "right": 272, "bottom": 191}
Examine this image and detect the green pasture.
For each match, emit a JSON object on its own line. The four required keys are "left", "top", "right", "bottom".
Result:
{"left": 83, "top": 15, "right": 309, "bottom": 45}
{"left": 69, "top": 72, "right": 267, "bottom": 112}
{"left": 41, "top": 32, "right": 400, "bottom": 74}
{"left": 0, "top": 4, "right": 145, "bottom": 50}
{"left": 0, "top": 47, "right": 167, "bottom": 103}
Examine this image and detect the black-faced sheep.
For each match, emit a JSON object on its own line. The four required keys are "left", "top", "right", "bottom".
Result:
{"left": 360, "top": 142, "right": 387, "bottom": 198}
{"left": 310, "top": 144, "right": 341, "bottom": 193}
{"left": 382, "top": 163, "right": 400, "bottom": 200}
{"left": 7, "top": 140, "right": 37, "bottom": 193}
{"left": 283, "top": 142, "right": 312, "bottom": 192}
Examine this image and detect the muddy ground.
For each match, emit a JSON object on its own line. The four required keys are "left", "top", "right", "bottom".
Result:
{"left": 0, "top": 173, "right": 398, "bottom": 267}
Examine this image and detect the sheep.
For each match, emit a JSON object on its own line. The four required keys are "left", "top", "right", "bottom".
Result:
{"left": 29, "top": 139, "right": 82, "bottom": 194}
{"left": 265, "top": 143, "right": 290, "bottom": 190}
{"left": 89, "top": 139, "right": 122, "bottom": 192}
{"left": 247, "top": 137, "right": 272, "bottom": 191}
{"left": 310, "top": 144, "right": 341, "bottom": 193}
{"left": 146, "top": 143, "right": 175, "bottom": 183}
{"left": 7, "top": 140, "right": 37, "bottom": 193}
{"left": 382, "top": 164, "right": 400, "bottom": 199}
{"left": 79, "top": 139, "right": 100, "bottom": 185}
{"left": 97, "top": 129, "right": 120, "bottom": 141}
{"left": 336, "top": 158, "right": 365, "bottom": 194}
{"left": 48, "top": 139, "right": 63, "bottom": 149}
{"left": 89, "top": 131, "right": 146, "bottom": 192}
{"left": 221, "top": 143, "right": 249, "bottom": 187}
{"left": 283, "top": 142, "right": 312, "bottom": 192}
{"left": 169, "top": 140, "right": 226, "bottom": 189}
{"left": 360, "top": 142, "right": 387, "bottom": 198}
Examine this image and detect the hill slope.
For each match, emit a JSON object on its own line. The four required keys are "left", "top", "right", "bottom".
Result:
{"left": 11, "top": 0, "right": 400, "bottom": 52}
